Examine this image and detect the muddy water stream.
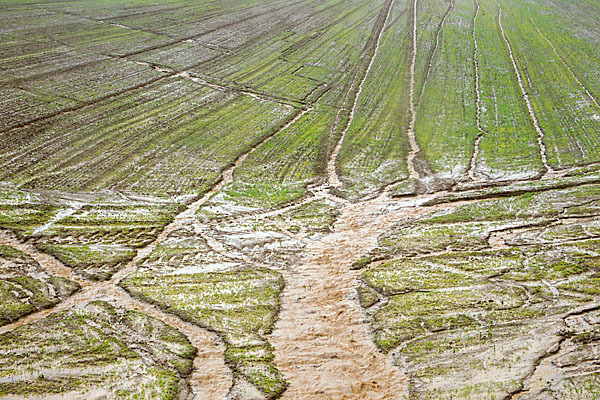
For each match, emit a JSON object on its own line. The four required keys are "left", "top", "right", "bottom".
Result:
{"left": 0, "top": 230, "right": 231, "bottom": 400}
{"left": 269, "top": 192, "right": 430, "bottom": 399}
{"left": 0, "top": 109, "right": 310, "bottom": 398}
{"left": 467, "top": 0, "right": 484, "bottom": 181}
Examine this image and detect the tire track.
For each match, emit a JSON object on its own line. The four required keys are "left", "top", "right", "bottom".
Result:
{"left": 327, "top": 0, "right": 395, "bottom": 189}
{"left": 467, "top": 0, "right": 485, "bottom": 181}
{"left": 495, "top": 0, "right": 552, "bottom": 174}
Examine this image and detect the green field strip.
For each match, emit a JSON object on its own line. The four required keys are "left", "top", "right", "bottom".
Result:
{"left": 336, "top": 0, "right": 412, "bottom": 199}
{"left": 193, "top": 0, "right": 380, "bottom": 107}
{"left": 0, "top": 244, "right": 80, "bottom": 326}
{"left": 16, "top": 58, "right": 165, "bottom": 103}
{"left": 0, "top": 33, "right": 111, "bottom": 85}
{"left": 39, "top": 17, "right": 175, "bottom": 57}
{"left": 130, "top": 41, "right": 221, "bottom": 71}
{"left": 107, "top": 0, "right": 299, "bottom": 40}
{"left": 497, "top": 0, "right": 600, "bottom": 169}
{"left": 413, "top": 0, "right": 453, "bottom": 107}
{"left": 218, "top": 108, "right": 335, "bottom": 211}
{"left": 0, "top": 77, "right": 294, "bottom": 197}
{"left": 122, "top": 266, "right": 287, "bottom": 398}
{"left": 471, "top": 0, "right": 544, "bottom": 181}
{"left": 0, "top": 300, "right": 195, "bottom": 398}
{"left": 536, "top": 0, "right": 600, "bottom": 105}
{"left": 0, "top": 87, "right": 81, "bottom": 132}
{"left": 413, "top": 0, "right": 478, "bottom": 179}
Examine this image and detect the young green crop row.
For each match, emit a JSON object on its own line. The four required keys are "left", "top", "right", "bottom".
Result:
{"left": 123, "top": 268, "right": 286, "bottom": 398}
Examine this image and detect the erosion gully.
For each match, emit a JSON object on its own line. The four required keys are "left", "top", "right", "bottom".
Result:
{"left": 2, "top": 153, "right": 597, "bottom": 399}
{"left": 269, "top": 193, "right": 423, "bottom": 399}
{"left": 0, "top": 105, "right": 308, "bottom": 400}
{"left": 2, "top": 2, "right": 597, "bottom": 399}
{"left": 405, "top": 0, "right": 422, "bottom": 181}
{"left": 467, "top": 0, "right": 484, "bottom": 181}
{"left": 327, "top": 0, "right": 393, "bottom": 189}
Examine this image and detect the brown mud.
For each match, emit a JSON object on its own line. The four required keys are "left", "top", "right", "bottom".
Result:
{"left": 467, "top": 0, "right": 484, "bottom": 181}
{"left": 405, "top": 0, "right": 421, "bottom": 181}
{"left": 0, "top": 231, "right": 231, "bottom": 400}
{"left": 269, "top": 191, "right": 432, "bottom": 399}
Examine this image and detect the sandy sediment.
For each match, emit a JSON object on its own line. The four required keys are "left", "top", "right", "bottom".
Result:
{"left": 270, "top": 194, "right": 415, "bottom": 399}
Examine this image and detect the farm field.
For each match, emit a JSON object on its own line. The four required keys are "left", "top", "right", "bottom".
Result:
{"left": 1, "top": 0, "right": 600, "bottom": 399}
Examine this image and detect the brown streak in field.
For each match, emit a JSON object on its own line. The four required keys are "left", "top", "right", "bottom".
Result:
{"left": 0, "top": 107, "right": 311, "bottom": 398}
{"left": 467, "top": 0, "right": 485, "bottom": 181}
{"left": 0, "top": 231, "right": 90, "bottom": 288}
{"left": 502, "top": 305, "right": 600, "bottom": 400}
{"left": 327, "top": 0, "right": 395, "bottom": 189}
{"left": 0, "top": 231, "right": 230, "bottom": 400}
{"left": 405, "top": 0, "right": 421, "bottom": 181}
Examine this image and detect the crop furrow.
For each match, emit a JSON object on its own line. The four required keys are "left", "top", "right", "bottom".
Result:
{"left": 0, "top": 73, "right": 170, "bottom": 135}
{"left": 495, "top": 0, "right": 552, "bottom": 175}
{"left": 7, "top": 0, "right": 309, "bottom": 90}
{"left": 0, "top": 65, "right": 301, "bottom": 139}
{"left": 108, "top": 0, "right": 310, "bottom": 59}
{"left": 37, "top": 6, "right": 176, "bottom": 40}
{"left": 0, "top": 106, "right": 312, "bottom": 397}
{"left": 382, "top": 8, "right": 407, "bottom": 34}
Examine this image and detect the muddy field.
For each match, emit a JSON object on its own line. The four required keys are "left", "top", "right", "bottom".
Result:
{"left": 1, "top": 0, "right": 600, "bottom": 398}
